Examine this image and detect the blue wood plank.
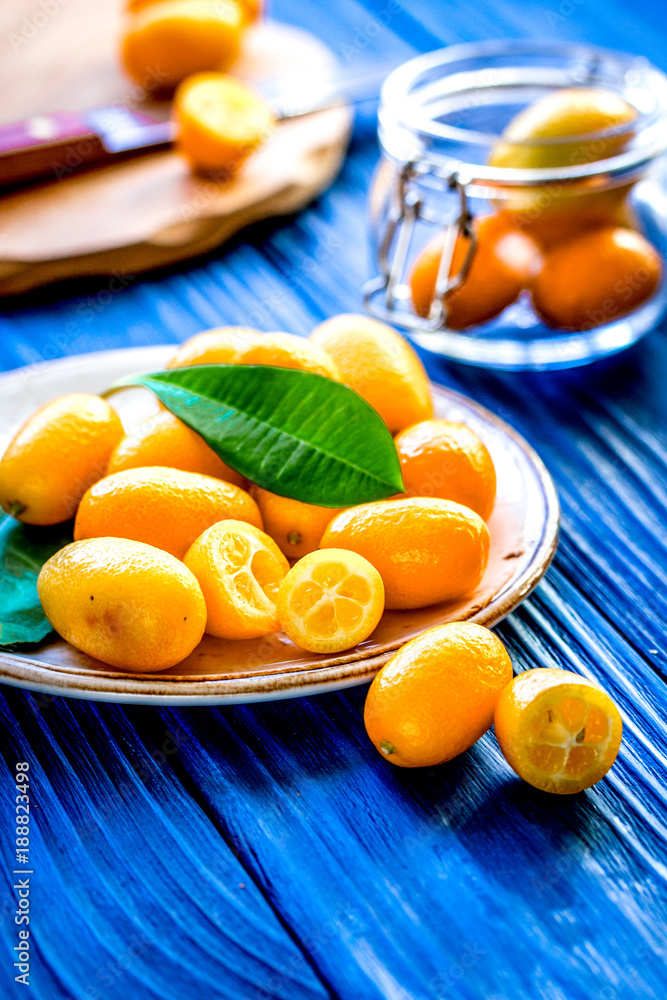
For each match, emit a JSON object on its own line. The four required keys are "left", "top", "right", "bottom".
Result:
{"left": 0, "top": 691, "right": 334, "bottom": 1000}
{"left": 2, "top": 0, "right": 667, "bottom": 997}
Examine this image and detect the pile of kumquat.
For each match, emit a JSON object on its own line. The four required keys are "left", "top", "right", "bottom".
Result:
{"left": 0, "top": 316, "right": 623, "bottom": 793}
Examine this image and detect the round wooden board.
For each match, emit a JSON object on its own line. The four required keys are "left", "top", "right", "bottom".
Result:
{"left": 0, "top": 346, "right": 560, "bottom": 705}
{"left": 0, "top": 5, "right": 352, "bottom": 295}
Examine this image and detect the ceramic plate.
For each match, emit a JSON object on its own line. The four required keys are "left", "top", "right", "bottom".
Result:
{"left": 0, "top": 346, "right": 559, "bottom": 704}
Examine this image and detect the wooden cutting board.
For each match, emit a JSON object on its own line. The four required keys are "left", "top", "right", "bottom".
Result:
{"left": 0, "top": 2, "right": 352, "bottom": 295}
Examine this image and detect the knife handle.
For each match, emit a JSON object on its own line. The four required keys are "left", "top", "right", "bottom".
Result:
{"left": 0, "top": 111, "right": 110, "bottom": 188}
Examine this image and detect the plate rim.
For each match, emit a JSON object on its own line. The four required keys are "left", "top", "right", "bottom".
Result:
{"left": 0, "top": 347, "right": 560, "bottom": 704}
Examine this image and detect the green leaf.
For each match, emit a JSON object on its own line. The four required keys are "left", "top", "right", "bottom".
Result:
{"left": 112, "top": 365, "right": 404, "bottom": 507}
{"left": 0, "top": 516, "right": 73, "bottom": 650}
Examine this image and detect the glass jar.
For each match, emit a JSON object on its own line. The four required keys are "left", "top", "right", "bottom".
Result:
{"left": 364, "top": 40, "right": 667, "bottom": 370}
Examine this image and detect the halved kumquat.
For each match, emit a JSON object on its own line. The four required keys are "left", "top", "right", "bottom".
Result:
{"left": 494, "top": 668, "right": 623, "bottom": 794}
{"left": 184, "top": 520, "right": 289, "bottom": 639}
{"left": 277, "top": 549, "right": 384, "bottom": 653}
{"left": 175, "top": 72, "right": 275, "bottom": 176}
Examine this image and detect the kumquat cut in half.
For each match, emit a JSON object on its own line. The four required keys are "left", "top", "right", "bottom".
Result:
{"left": 277, "top": 549, "right": 385, "bottom": 654}
{"left": 184, "top": 520, "right": 290, "bottom": 640}
{"left": 175, "top": 72, "right": 275, "bottom": 176}
{"left": 494, "top": 668, "right": 623, "bottom": 794}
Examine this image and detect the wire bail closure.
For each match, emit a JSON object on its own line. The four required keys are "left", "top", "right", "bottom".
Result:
{"left": 363, "top": 161, "right": 477, "bottom": 331}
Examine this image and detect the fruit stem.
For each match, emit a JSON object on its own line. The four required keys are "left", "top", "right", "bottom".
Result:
{"left": 380, "top": 740, "right": 395, "bottom": 756}
{"left": 287, "top": 531, "right": 302, "bottom": 546}
{"left": 7, "top": 501, "right": 26, "bottom": 518}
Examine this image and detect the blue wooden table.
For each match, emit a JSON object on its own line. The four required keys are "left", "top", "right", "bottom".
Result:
{"left": 2, "top": 1, "right": 667, "bottom": 997}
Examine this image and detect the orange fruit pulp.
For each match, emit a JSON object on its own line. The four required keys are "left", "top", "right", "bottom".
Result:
{"left": 494, "top": 668, "right": 623, "bottom": 794}
{"left": 277, "top": 548, "right": 385, "bottom": 653}
{"left": 184, "top": 520, "right": 289, "bottom": 639}
{"left": 175, "top": 72, "right": 275, "bottom": 176}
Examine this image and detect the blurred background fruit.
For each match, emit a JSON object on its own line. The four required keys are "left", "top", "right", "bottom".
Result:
{"left": 121, "top": 0, "right": 243, "bottom": 91}
{"left": 409, "top": 214, "right": 542, "bottom": 328}
{"left": 531, "top": 226, "right": 662, "bottom": 330}
{"left": 175, "top": 72, "right": 275, "bottom": 176}
{"left": 127, "top": 0, "right": 263, "bottom": 23}
{"left": 489, "top": 87, "right": 638, "bottom": 249}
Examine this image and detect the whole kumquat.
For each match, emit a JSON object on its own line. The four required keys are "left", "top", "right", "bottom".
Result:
{"left": 488, "top": 87, "right": 638, "bottom": 248}
{"left": 310, "top": 314, "right": 433, "bottom": 433}
{"left": 0, "top": 394, "right": 123, "bottom": 526}
{"left": 321, "top": 497, "right": 489, "bottom": 610}
{"left": 409, "top": 214, "right": 541, "bottom": 329}
{"left": 250, "top": 486, "right": 343, "bottom": 559}
{"left": 37, "top": 537, "right": 207, "bottom": 672}
{"left": 364, "top": 622, "right": 513, "bottom": 767}
{"left": 121, "top": 0, "right": 243, "bottom": 92}
{"left": 489, "top": 87, "right": 637, "bottom": 171}
{"left": 107, "top": 410, "right": 246, "bottom": 486}
{"left": 74, "top": 466, "right": 262, "bottom": 559}
{"left": 531, "top": 226, "right": 662, "bottom": 331}
{"left": 394, "top": 419, "right": 497, "bottom": 521}
{"left": 237, "top": 332, "right": 340, "bottom": 379}
{"left": 168, "top": 327, "right": 261, "bottom": 368}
